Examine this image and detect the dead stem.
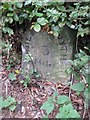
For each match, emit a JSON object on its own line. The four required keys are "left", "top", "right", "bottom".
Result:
{"left": 83, "top": 101, "right": 87, "bottom": 119}
{"left": 69, "top": 73, "right": 74, "bottom": 98}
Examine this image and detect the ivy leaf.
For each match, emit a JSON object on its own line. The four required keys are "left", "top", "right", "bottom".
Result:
{"left": 7, "top": 13, "right": 14, "bottom": 17}
{"left": 77, "top": 27, "right": 89, "bottom": 37}
{"left": 34, "top": 23, "right": 41, "bottom": 32}
{"left": 37, "top": 17, "right": 48, "bottom": 26}
{"left": 58, "top": 21, "right": 65, "bottom": 28}
{"left": 24, "top": 0, "right": 32, "bottom": 6}
{"left": 57, "top": 95, "right": 70, "bottom": 104}
{"left": 9, "top": 18, "right": 13, "bottom": 24}
{"left": 80, "top": 55, "right": 88, "bottom": 62}
{"left": 41, "top": 101, "right": 54, "bottom": 115}
{"left": 36, "top": 13, "right": 43, "bottom": 17}
{"left": 71, "top": 83, "right": 85, "bottom": 92}
{"left": 2, "top": 27, "right": 14, "bottom": 36}
{"left": 16, "top": 2, "right": 23, "bottom": 8}
{"left": 14, "top": 14, "right": 19, "bottom": 21}
{"left": 57, "top": 6, "right": 66, "bottom": 11}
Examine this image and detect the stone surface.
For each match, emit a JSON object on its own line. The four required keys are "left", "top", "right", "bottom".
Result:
{"left": 22, "top": 26, "right": 76, "bottom": 83}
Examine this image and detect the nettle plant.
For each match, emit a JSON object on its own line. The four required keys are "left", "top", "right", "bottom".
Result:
{"left": 21, "top": 53, "right": 41, "bottom": 87}
{"left": 0, "top": 1, "right": 89, "bottom": 37}
{"left": 41, "top": 49, "right": 90, "bottom": 118}
{"left": 67, "top": 48, "right": 90, "bottom": 110}
{"left": 41, "top": 92, "right": 80, "bottom": 118}
{"left": 0, "top": 96, "right": 16, "bottom": 111}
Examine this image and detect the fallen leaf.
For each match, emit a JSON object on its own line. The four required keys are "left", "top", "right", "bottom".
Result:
{"left": 73, "top": 99, "right": 83, "bottom": 105}
{"left": 15, "top": 70, "right": 20, "bottom": 74}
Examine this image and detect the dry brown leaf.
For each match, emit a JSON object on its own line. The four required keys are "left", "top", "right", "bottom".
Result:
{"left": 73, "top": 99, "right": 83, "bottom": 105}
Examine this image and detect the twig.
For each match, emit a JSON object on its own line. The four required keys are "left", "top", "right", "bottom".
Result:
{"left": 76, "top": 37, "right": 79, "bottom": 54}
{"left": 5, "top": 79, "right": 10, "bottom": 97}
{"left": 7, "top": 49, "right": 9, "bottom": 60}
{"left": 69, "top": 73, "right": 74, "bottom": 98}
{"left": 83, "top": 101, "right": 87, "bottom": 119}
{"left": 81, "top": 75, "right": 87, "bottom": 84}
{"left": 88, "top": 108, "right": 90, "bottom": 120}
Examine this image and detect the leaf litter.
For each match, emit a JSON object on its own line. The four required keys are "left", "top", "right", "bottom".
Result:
{"left": 1, "top": 34, "right": 89, "bottom": 119}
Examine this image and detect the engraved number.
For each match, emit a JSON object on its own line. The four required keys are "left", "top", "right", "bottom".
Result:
{"left": 42, "top": 45, "right": 49, "bottom": 55}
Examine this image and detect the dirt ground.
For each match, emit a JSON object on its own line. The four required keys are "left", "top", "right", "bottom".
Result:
{"left": 1, "top": 34, "right": 89, "bottom": 119}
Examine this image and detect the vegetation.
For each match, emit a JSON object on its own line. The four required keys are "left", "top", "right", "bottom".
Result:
{"left": 0, "top": 0, "right": 90, "bottom": 119}
{"left": 0, "top": 1, "right": 89, "bottom": 37}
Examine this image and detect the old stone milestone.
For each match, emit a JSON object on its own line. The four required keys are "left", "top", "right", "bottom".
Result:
{"left": 22, "top": 26, "right": 76, "bottom": 83}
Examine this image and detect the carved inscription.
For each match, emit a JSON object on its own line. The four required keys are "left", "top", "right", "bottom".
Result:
{"left": 42, "top": 45, "right": 49, "bottom": 55}
{"left": 22, "top": 28, "right": 74, "bottom": 82}
{"left": 34, "top": 59, "right": 55, "bottom": 67}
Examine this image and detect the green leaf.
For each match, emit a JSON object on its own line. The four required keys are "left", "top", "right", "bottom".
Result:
{"left": 56, "top": 112, "right": 65, "bottom": 118}
{"left": 6, "top": 96, "right": 16, "bottom": 103}
{"left": 34, "top": 23, "right": 41, "bottom": 32}
{"left": 77, "top": 27, "right": 89, "bottom": 37}
{"left": 9, "top": 18, "right": 13, "bottom": 24}
{"left": 57, "top": 6, "right": 66, "bottom": 11}
{"left": 68, "top": 109, "right": 81, "bottom": 118}
{"left": 85, "top": 74, "right": 90, "bottom": 83}
{"left": 58, "top": 21, "right": 65, "bottom": 28}
{"left": 7, "top": 13, "right": 14, "bottom": 17}
{"left": 16, "top": 2, "right": 23, "bottom": 8}
{"left": 2, "top": 27, "right": 14, "bottom": 35}
{"left": 56, "top": 103, "right": 80, "bottom": 118}
{"left": 41, "top": 101, "right": 54, "bottom": 115}
{"left": 57, "top": 95, "right": 70, "bottom": 104}
{"left": 64, "top": 103, "right": 73, "bottom": 111}
{"left": 14, "top": 14, "right": 19, "bottom": 21}
{"left": 53, "top": 91, "right": 58, "bottom": 97}
{"left": 80, "top": 55, "right": 88, "bottom": 62}
{"left": 2, "top": 96, "right": 16, "bottom": 108}
{"left": 3, "top": 99, "right": 11, "bottom": 107}
{"left": 9, "top": 104, "right": 16, "bottom": 111}
{"left": 36, "top": 13, "right": 43, "bottom": 17}
{"left": 43, "top": 115, "right": 49, "bottom": 119}
{"left": 84, "top": 86, "right": 90, "bottom": 99}
{"left": 56, "top": 104, "right": 73, "bottom": 118}
{"left": 71, "top": 83, "right": 85, "bottom": 92}
{"left": 8, "top": 73, "right": 16, "bottom": 81}
{"left": 53, "top": 32, "right": 59, "bottom": 37}
{"left": 24, "top": 0, "right": 32, "bottom": 6}
{"left": 37, "top": 17, "right": 48, "bottom": 26}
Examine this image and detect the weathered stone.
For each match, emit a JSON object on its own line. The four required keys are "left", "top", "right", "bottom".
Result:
{"left": 22, "top": 26, "right": 76, "bottom": 83}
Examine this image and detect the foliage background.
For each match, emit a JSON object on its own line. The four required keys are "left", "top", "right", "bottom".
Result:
{"left": 0, "top": 1, "right": 90, "bottom": 37}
